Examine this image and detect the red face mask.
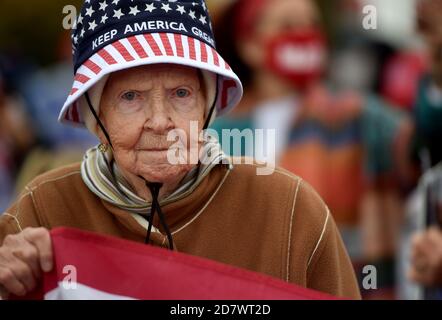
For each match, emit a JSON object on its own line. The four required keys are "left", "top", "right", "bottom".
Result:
{"left": 264, "top": 29, "right": 327, "bottom": 89}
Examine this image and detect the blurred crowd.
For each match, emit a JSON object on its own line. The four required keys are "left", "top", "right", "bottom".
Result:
{"left": 0, "top": 0, "right": 442, "bottom": 299}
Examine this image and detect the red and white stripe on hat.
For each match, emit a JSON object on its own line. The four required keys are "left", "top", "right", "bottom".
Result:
{"left": 59, "top": 32, "right": 243, "bottom": 127}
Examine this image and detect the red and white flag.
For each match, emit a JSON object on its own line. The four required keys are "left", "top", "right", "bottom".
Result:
{"left": 19, "top": 227, "right": 336, "bottom": 300}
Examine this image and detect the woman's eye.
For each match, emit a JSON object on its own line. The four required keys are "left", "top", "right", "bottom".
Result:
{"left": 122, "top": 92, "right": 137, "bottom": 101}
{"left": 175, "top": 88, "right": 190, "bottom": 98}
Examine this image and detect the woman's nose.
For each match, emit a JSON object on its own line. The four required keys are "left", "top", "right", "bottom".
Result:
{"left": 143, "top": 95, "right": 174, "bottom": 134}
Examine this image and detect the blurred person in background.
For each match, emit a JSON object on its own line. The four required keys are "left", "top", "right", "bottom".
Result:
{"left": 211, "top": 0, "right": 324, "bottom": 162}
{"left": 328, "top": 0, "right": 422, "bottom": 299}
{"left": 211, "top": 0, "right": 414, "bottom": 299}
{"left": 15, "top": 31, "right": 98, "bottom": 192}
{"left": 404, "top": 0, "right": 442, "bottom": 300}
{"left": 0, "top": 64, "right": 36, "bottom": 212}
{"left": 413, "top": 0, "right": 442, "bottom": 169}
{"left": 406, "top": 161, "right": 442, "bottom": 299}
{"left": 0, "top": 0, "right": 97, "bottom": 207}
{"left": 409, "top": 227, "right": 442, "bottom": 289}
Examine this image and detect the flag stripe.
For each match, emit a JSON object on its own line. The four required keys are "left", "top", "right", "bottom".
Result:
{"left": 211, "top": 47, "right": 220, "bottom": 67}
{"left": 160, "top": 33, "right": 174, "bottom": 56}
{"left": 84, "top": 59, "right": 102, "bottom": 74}
{"left": 188, "top": 36, "right": 196, "bottom": 60}
{"left": 200, "top": 42, "right": 208, "bottom": 63}
{"left": 127, "top": 36, "right": 148, "bottom": 59}
{"left": 35, "top": 228, "right": 336, "bottom": 300}
{"left": 70, "top": 88, "right": 79, "bottom": 96}
{"left": 112, "top": 41, "right": 135, "bottom": 62}
{"left": 144, "top": 34, "right": 162, "bottom": 56}
{"left": 174, "top": 34, "right": 184, "bottom": 57}
{"left": 97, "top": 48, "right": 117, "bottom": 65}
{"left": 74, "top": 73, "right": 90, "bottom": 84}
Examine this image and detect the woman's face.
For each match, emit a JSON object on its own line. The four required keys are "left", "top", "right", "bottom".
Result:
{"left": 99, "top": 64, "right": 206, "bottom": 185}
{"left": 256, "top": 0, "right": 319, "bottom": 38}
{"left": 239, "top": 0, "right": 320, "bottom": 68}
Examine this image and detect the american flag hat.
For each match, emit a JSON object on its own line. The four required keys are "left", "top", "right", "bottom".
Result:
{"left": 58, "top": 0, "right": 243, "bottom": 127}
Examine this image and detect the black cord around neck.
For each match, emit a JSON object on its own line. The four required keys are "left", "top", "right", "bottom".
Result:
{"left": 144, "top": 181, "right": 174, "bottom": 250}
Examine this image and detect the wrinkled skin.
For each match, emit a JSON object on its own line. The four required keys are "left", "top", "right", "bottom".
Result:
{"left": 98, "top": 64, "right": 207, "bottom": 200}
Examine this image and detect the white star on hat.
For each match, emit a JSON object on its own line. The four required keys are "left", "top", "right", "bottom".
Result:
{"left": 145, "top": 3, "right": 156, "bottom": 13}
{"left": 161, "top": 3, "right": 171, "bottom": 13}
{"left": 85, "top": 6, "right": 95, "bottom": 17}
{"left": 89, "top": 20, "right": 98, "bottom": 31}
{"left": 101, "top": 14, "right": 108, "bottom": 24}
{"left": 99, "top": 1, "right": 108, "bottom": 11}
{"left": 189, "top": 10, "right": 196, "bottom": 19}
{"left": 176, "top": 5, "right": 186, "bottom": 15}
{"left": 199, "top": 15, "right": 207, "bottom": 25}
{"left": 76, "top": 14, "right": 83, "bottom": 28}
{"left": 113, "top": 8, "right": 124, "bottom": 19}
{"left": 129, "top": 6, "right": 140, "bottom": 16}
{"left": 112, "top": 0, "right": 120, "bottom": 5}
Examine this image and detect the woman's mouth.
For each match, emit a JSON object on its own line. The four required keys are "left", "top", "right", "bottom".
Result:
{"left": 144, "top": 148, "right": 169, "bottom": 152}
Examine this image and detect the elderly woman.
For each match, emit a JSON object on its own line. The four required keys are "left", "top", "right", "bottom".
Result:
{"left": 0, "top": 0, "right": 360, "bottom": 299}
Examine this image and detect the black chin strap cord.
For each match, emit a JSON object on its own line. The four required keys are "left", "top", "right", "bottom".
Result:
{"left": 144, "top": 181, "right": 174, "bottom": 250}
{"left": 202, "top": 75, "right": 219, "bottom": 132}
{"left": 85, "top": 92, "right": 114, "bottom": 150}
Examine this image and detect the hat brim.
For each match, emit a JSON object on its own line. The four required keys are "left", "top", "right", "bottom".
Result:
{"left": 59, "top": 32, "right": 243, "bottom": 127}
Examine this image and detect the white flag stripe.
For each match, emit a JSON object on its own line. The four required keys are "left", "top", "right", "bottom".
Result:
{"left": 90, "top": 51, "right": 111, "bottom": 69}
{"left": 45, "top": 282, "right": 136, "bottom": 300}
{"left": 136, "top": 34, "right": 156, "bottom": 57}
{"left": 207, "top": 42, "right": 215, "bottom": 66}
{"left": 107, "top": 44, "right": 127, "bottom": 64}
{"left": 194, "top": 37, "right": 202, "bottom": 62}
{"left": 120, "top": 38, "right": 139, "bottom": 60}
{"left": 181, "top": 34, "right": 190, "bottom": 60}
{"left": 152, "top": 33, "right": 166, "bottom": 56}
{"left": 77, "top": 64, "right": 98, "bottom": 79}
{"left": 167, "top": 33, "right": 178, "bottom": 57}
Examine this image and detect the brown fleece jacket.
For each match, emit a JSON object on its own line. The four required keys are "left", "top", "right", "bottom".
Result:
{"left": 0, "top": 162, "right": 361, "bottom": 299}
